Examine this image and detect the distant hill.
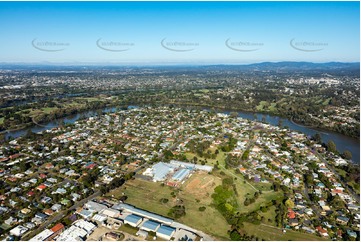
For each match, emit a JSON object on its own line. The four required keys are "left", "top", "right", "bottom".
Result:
{"left": 240, "top": 61, "right": 360, "bottom": 71}
{"left": 0, "top": 61, "right": 359, "bottom": 73}
{"left": 202, "top": 62, "right": 360, "bottom": 71}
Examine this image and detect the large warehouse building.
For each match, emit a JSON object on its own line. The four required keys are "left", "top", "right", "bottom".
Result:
{"left": 112, "top": 203, "right": 174, "bottom": 225}
{"left": 143, "top": 160, "right": 213, "bottom": 184}
{"left": 171, "top": 168, "right": 190, "bottom": 181}
{"left": 143, "top": 162, "right": 176, "bottom": 182}
{"left": 170, "top": 160, "right": 213, "bottom": 172}
{"left": 156, "top": 225, "right": 176, "bottom": 240}
{"left": 124, "top": 214, "right": 143, "bottom": 227}
{"left": 140, "top": 220, "right": 161, "bottom": 232}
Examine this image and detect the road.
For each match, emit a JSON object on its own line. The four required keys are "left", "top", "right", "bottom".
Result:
{"left": 22, "top": 190, "right": 101, "bottom": 240}
{"left": 171, "top": 221, "right": 215, "bottom": 241}
{"left": 315, "top": 152, "right": 360, "bottom": 203}
{"left": 303, "top": 181, "right": 321, "bottom": 219}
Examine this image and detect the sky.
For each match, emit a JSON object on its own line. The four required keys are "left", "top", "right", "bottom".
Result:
{"left": 0, "top": 1, "right": 359, "bottom": 64}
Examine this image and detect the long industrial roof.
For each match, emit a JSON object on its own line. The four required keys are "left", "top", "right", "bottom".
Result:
{"left": 172, "top": 168, "right": 190, "bottom": 181}
{"left": 170, "top": 160, "right": 213, "bottom": 171}
{"left": 113, "top": 203, "right": 173, "bottom": 224}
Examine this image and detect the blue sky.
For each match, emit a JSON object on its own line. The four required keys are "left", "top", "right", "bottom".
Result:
{"left": 0, "top": 1, "right": 359, "bottom": 64}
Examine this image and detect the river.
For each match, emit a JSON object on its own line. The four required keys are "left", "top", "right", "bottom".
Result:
{"left": 4, "top": 105, "right": 360, "bottom": 164}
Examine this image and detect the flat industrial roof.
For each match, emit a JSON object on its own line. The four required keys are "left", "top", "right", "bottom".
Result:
{"left": 141, "top": 220, "right": 160, "bottom": 230}
{"left": 153, "top": 162, "right": 175, "bottom": 180}
{"left": 172, "top": 168, "right": 190, "bottom": 181}
{"left": 157, "top": 225, "right": 176, "bottom": 236}
{"left": 30, "top": 229, "right": 53, "bottom": 241}
{"left": 113, "top": 203, "right": 173, "bottom": 224}
{"left": 124, "top": 214, "right": 143, "bottom": 224}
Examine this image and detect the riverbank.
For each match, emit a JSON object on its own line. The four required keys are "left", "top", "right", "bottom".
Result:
{"left": 158, "top": 102, "right": 359, "bottom": 141}
{"left": 3, "top": 104, "right": 360, "bottom": 163}
{"left": 138, "top": 101, "right": 359, "bottom": 139}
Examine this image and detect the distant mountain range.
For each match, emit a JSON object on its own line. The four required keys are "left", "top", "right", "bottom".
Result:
{"left": 204, "top": 62, "right": 360, "bottom": 71}
{"left": 0, "top": 61, "right": 359, "bottom": 72}
{"left": 245, "top": 61, "right": 359, "bottom": 70}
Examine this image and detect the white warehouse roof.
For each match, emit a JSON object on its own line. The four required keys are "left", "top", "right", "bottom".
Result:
{"left": 30, "top": 229, "right": 54, "bottom": 241}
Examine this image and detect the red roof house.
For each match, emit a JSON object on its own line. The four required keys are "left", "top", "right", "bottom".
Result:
{"left": 37, "top": 184, "right": 47, "bottom": 191}
{"left": 27, "top": 191, "right": 35, "bottom": 197}
{"left": 316, "top": 226, "right": 329, "bottom": 237}
{"left": 39, "top": 173, "right": 47, "bottom": 179}
{"left": 287, "top": 208, "right": 296, "bottom": 219}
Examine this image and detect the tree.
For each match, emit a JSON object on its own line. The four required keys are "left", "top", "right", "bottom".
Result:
{"left": 193, "top": 156, "right": 198, "bottom": 163}
{"left": 225, "top": 111, "right": 236, "bottom": 118}
{"left": 285, "top": 198, "right": 295, "bottom": 208}
{"left": 260, "top": 206, "right": 268, "bottom": 212}
{"left": 19, "top": 162, "right": 30, "bottom": 172}
{"left": 230, "top": 229, "right": 242, "bottom": 241}
{"left": 198, "top": 206, "right": 206, "bottom": 211}
{"left": 241, "top": 150, "right": 250, "bottom": 161}
{"left": 272, "top": 182, "right": 280, "bottom": 191}
{"left": 168, "top": 205, "right": 186, "bottom": 218}
{"left": 342, "top": 150, "right": 352, "bottom": 160}
{"left": 261, "top": 115, "right": 266, "bottom": 123}
{"left": 326, "top": 140, "right": 337, "bottom": 153}
{"left": 312, "top": 133, "right": 322, "bottom": 144}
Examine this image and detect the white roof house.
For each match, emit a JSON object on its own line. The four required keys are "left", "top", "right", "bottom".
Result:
{"left": 73, "top": 219, "right": 96, "bottom": 234}
{"left": 56, "top": 219, "right": 96, "bottom": 241}
{"left": 92, "top": 214, "right": 107, "bottom": 223}
{"left": 56, "top": 226, "right": 87, "bottom": 241}
{"left": 84, "top": 201, "right": 108, "bottom": 213}
{"left": 101, "top": 208, "right": 120, "bottom": 218}
{"left": 10, "top": 225, "right": 29, "bottom": 237}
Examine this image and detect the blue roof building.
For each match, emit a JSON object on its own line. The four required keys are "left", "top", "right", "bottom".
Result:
{"left": 172, "top": 169, "right": 190, "bottom": 181}
{"left": 156, "top": 225, "right": 176, "bottom": 240}
{"left": 170, "top": 160, "right": 213, "bottom": 172}
{"left": 77, "top": 209, "right": 93, "bottom": 219}
{"left": 112, "top": 203, "right": 173, "bottom": 225}
{"left": 124, "top": 214, "right": 143, "bottom": 227}
{"left": 140, "top": 220, "right": 160, "bottom": 232}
